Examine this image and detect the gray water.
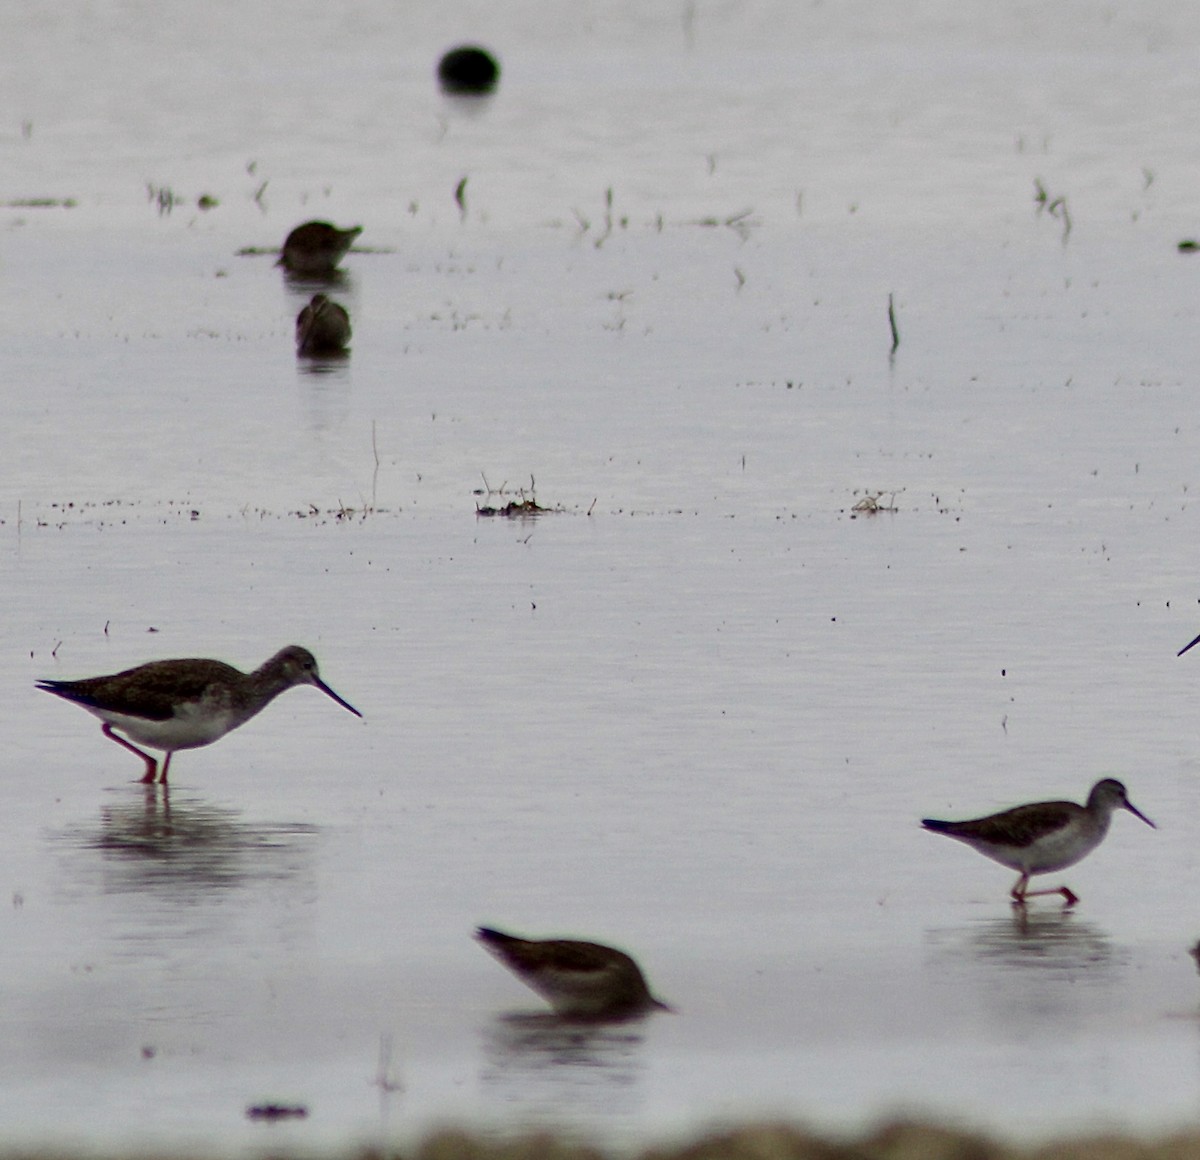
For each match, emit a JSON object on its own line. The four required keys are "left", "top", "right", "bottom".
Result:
{"left": 3, "top": 0, "right": 1200, "bottom": 1152}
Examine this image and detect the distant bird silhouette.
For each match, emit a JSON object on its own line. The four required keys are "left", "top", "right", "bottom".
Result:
{"left": 438, "top": 45, "right": 500, "bottom": 95}
{"left": 922, "top": 778, "right": 1154, "bottom": 905}
{"left": 278, "top": 221, "right": 362, "bottom": 275}
{"left": 296, "top": 293, "right": 351, "bottom": 355}
{"left": 476, "top": 926, "right": 670, "bottom": 1020}
{"left": 37, "top": 645, "right": 361, "bottom": 784}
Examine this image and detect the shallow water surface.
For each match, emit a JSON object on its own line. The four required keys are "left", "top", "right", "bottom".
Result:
{"left": 3, "top": 0, "right": 1200, "bottom": 1153}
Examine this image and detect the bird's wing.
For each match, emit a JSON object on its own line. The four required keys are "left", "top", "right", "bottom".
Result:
{"left": 968, "top": 801, "right": 1075, "bottom": 848}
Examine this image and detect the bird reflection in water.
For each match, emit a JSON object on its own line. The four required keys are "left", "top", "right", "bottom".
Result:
{"left": 51, "top": 784, "right": 318, "bottom": 898}
{"left": 928, "top": 906, "right": 1119, "bottom": 979}
{"left": 479, "top": 1011, "right": 648, "bottom": 1121}
{"left": 295, "top": 357, "right": 352, "bottom": 430}
{"left": 969, "top": 907, "right": 1116, "bottom": 976}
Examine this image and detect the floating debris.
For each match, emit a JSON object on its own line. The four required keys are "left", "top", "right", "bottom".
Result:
{"left": 476, "top": 497, "right": 552, "bottom": 518}
{"left": 3, "top": 197, "right": 77, "bottom": 208}
{"left": 474, "top": 474, "right": 559, "bottom": 517}
{"left": 850, "top": 490, "right": 901, "bottom": 516}
{"left": 245, "top": 1103, "right": 308, "bottom": 1121}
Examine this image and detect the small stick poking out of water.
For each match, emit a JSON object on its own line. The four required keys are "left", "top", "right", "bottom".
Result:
{"left": 888, "top": 293, "right": 900, "bottom": 355}
{"left": 1178, "top": 629, "right": 1200, "bottom": 657}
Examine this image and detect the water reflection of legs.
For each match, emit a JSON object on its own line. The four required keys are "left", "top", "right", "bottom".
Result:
{"left": 925, "top": 911, "right": 1127, "bottom": 1040}
{"left": 928, "top": 908, "right": 1117, "bottom": 975}
{"left": 50, "top": 784, "right": 319, "bottom": 898}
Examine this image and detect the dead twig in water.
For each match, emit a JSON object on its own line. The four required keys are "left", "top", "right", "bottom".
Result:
{"left": 594, "top": 187, "right": 615, "bottom": 248}
{"left": 375, "top": 1033, "right": 404, "bottom": 1094}
{"left": 690, "top": 208, "right": 760, "bottom": 240}
{"left": 371, "top": 421, "right": 380, "bottom": 511}
{"left": 146, "top": 183, "right": 177, "bottom": 216}
{"left": 245, "top": 1104, "right": 307, "bottom": 1121}
{"left": 1034, "top": 178, "right": 1072, "bottom": 243}
{"left": 888, "top": 293, "right": 900, "bottom": 355}
{"left": 3, "top": 196, "right": 78, "bottom": 208}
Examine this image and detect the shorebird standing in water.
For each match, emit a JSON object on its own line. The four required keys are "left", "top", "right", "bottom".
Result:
{"left": 278, "top": 221, "right": 362, "bottom": 275}
{"left": 296, "top": 293, "right": 351, "bottom": 356}
{"left": 921, "top": 778, "right": 1154, "bottom": 905}
{"left": 475, "top": 927, "right": 671, "bottom": 1020}
{"left": 37, "top": 645, "right": 361, "bottom": 784}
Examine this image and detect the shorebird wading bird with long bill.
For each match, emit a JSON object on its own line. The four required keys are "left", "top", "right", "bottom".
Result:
{"left": 278, "top": 220, "right": 362, "bottom": 275}
{"left": 476, "top": 927, "right": 671, "bottom": 1020}
{"left": 921, "top": 778, "right": 1154, "bottom": 906}
{"left": 37, "top": 645, "right": 361, "bottom": 784}
{"left": 296, "top": 293, "right": 351, "bottom": 356}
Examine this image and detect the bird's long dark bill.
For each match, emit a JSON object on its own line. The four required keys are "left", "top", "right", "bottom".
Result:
{"left": 1126, "top": 801, "right": 1156, "bottom": 828}
{"left": 1178, "top": 631, "right": 1200, "bottom": 657}
{"left": 316, "top": 679, "right": 362, "bottom": 717}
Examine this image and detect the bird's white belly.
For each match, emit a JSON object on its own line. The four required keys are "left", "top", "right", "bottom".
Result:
{"left": 95, "top": 706, "right": 238, "bottom": 752}
{"left": 1012, "top": 826, "right": 1104, "bottom": 875}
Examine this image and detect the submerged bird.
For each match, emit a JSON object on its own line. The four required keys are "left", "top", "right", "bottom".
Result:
{"left": 475, "top": 926, "right": 671, "bottom": 1020}
{"left": 296, "top": 293, "right": 351, "bottom": 356}
{"left": 37, "top": 645, "right": 361, "bottom": 784}
{"left": 278, "top": 220, "right": 362, "bottom": 275}
{"left": 921, "top": 778, "right": 1154, "bottom": 906}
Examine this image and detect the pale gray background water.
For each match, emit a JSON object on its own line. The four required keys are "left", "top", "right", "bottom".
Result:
{"left": 3, "top": 0, "right": 1200, "bottom": 1152}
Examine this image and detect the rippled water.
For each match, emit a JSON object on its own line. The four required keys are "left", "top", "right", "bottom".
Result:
{"left": 3, "top": 0, "right": 1200, "bottom": 1153}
